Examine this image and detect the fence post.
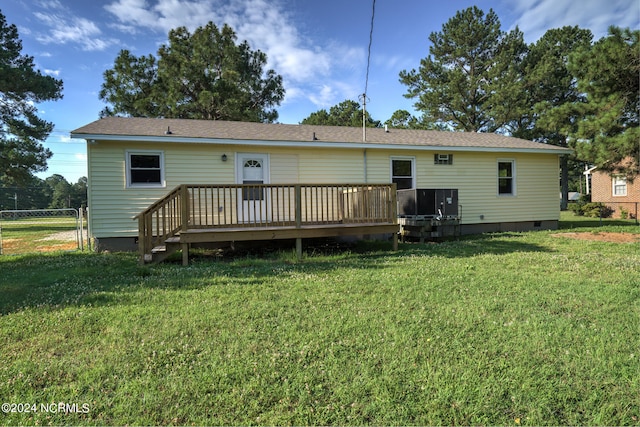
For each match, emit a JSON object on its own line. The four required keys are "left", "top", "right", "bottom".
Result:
{"left": 78, "top": 207, "right": 84, "bottom": 251}
{"left": 86, "top": 205, "right": 92, "bottom": 252}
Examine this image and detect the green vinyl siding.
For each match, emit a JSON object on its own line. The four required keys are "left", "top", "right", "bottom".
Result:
{"left": 297, "top": 149, "right": 365, "bottom": 183}
{"left": 87, "top": 141, "right": 561, "bottom": 238}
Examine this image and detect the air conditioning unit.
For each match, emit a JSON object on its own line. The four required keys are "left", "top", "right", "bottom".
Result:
{"left": 397, "top": 189, "right": 458, "bottom": 218}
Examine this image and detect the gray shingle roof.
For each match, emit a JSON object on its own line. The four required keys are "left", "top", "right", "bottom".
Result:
{"left": 71, "top": 117, "right": 571, "bottom": 153}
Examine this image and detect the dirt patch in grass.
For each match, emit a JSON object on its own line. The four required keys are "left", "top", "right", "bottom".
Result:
{"left": 35, "top": 242, "right": 79, "bottom": 251}
{"left": 2, "top": 231, "right": 79, "bottom": 254}
{"left": 1, "top": 239, "right": 21, "bottom": 252}
{"left": 38, "top": 230, "right": 78, "bottom": 241}
{"left": 551, "top": 232, "right": 640, "bottom": 243}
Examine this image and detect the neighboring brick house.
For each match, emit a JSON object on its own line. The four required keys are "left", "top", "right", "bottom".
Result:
{"left": 589, "top": 161, "right": 639, "bottom": 219}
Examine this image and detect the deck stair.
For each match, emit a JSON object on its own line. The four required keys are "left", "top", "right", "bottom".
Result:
{"left": 135, "top": 184, "right": 398, "bottom": 265}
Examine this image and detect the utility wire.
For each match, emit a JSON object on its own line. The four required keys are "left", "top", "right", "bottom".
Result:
{"left": 362, "top": 0, "right": 376, "bottom": 142}
{"left": 364, "top": 0, "right": 376, "bottom": 98}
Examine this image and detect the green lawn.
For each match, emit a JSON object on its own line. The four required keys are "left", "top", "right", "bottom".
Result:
{"left": 0, "top": 213, "right": 638, "bottom": 425}
{"left": 0, "top": 216, "right": 83, "bottom": 254}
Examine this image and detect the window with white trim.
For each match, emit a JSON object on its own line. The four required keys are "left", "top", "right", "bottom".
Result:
{"left": 126, "top": 151, "right": 165, "bottom": 188}
{"left": 391, "top": 157, "right": 415, "bottom": 190}
{"left": 434, "top": 153, "right": 453, "bottom": 165}
{"left": 498, "top": 160, "right": 516, "bottom": 196}
{"left": 612, "top": 176, "right": 627, "bottom": 196}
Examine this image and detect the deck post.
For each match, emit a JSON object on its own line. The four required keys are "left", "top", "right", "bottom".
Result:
{"left": 294, "top": 185, "right": 302, "bottom": 228}
{"left": 180, "top": 185, "right": 191, "bottom": 264}
{"left": 181, "top": 243, "right": 189, "bottom": 266}
{"left": 138, "top": 215, "right": 146, "bottom": 265}
{"left": 295, "top": 185, "right": 302, "bottom": 260}
{"left": 296, "top": 238, "right": 302, "bottom": 259}
{"left": 180, "top": 184, "right": 190, "bottom": 231}
{"left": 391, "top": 183, "right": 398, "bottom": 251}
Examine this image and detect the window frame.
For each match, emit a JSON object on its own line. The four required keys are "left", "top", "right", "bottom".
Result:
{"left": 612, "top": 175, "right": 627, "bottom": 197}
{"left": 434, "top": 153, "right": 453, "bottom": 165}
{"left": 390, "top": 156, "right": 416, "bottom": 190}
{"left": 497, "top": 159, "right": 516, "bottom": 196}
{"left": 125, "top": 150, "right": 166, "bottom": 188}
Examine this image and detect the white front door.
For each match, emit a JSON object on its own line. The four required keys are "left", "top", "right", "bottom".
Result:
{"left": 236, "top": 153, "right": 270, "bottom": 223}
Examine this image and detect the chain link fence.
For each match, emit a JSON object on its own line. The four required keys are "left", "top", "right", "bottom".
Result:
{"left": 604, "top": 201, "right": 639, "bottom": 223}
{"left": 0, "top": 208, "right": 87, "bottom": 256}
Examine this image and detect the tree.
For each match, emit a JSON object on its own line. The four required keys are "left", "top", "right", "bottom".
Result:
{"left": 0, "top": 10, "right": 63, "bottom": 186}
{"left": 520, "top": 26, "right": 593, "bottom": 209}
{"left": 45, "top": 174, "right": 70, "bottom": 208}
{"left": 569, "top": 27, "right": 639, "bottom": 178}
{"left": 99, "top": 51, "right": 158, "bottom": 118}
{"left": 100, "top": 22, "right": 285, "bottom": 123}
{"left": 399, "top": 6, "right": 527, "bottom": 133}
{"left": 384, "top": 109, "right": 443, "bottom": 130}
{"left": 70, "top": 176, "right": 87, "bottom": 208}
{"left": 300, "top": 100, "right": 380, "bottom": 127}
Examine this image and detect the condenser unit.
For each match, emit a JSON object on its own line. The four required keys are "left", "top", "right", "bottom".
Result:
{"left": 397, "top": 189, "right": 459, "bottom": 218}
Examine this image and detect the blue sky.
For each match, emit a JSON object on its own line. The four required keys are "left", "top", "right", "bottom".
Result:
{"left": 2, "top": 0, "right": 639, "bottom": 183}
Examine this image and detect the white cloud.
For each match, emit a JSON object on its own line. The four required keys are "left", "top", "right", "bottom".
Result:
{"left": 306, "top": 80, "right": 362, "bottom": 109}
{"left": 33, "top": 5, "right": 119, "bottom": 51}
{"left": 75, "top": 153, "right": 88, "bottom": 161}
{"left": 510, "top": 0, "right": 639, "bottom": 42}
{"left": 308, "top": 84, "right": 337, "bottom": 108}
{"left": 44, "top": 68, "right": 61, "bottom": 76}
{"left": 104, "top": 0, "right": 220, "bottom": 33}
{"left": 103, "top": 0, "right": 362, "bottom": 106}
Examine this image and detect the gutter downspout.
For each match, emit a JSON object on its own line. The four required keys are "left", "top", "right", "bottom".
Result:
{"left": 583, "top": 165, "right": 597, "bottom": 195}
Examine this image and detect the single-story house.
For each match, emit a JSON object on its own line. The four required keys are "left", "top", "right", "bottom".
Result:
{"left": 586, "top": 159, "right": 639, "bottom": 219}
{"left": 70, "top": 117, "right": 571, "bottom": 260}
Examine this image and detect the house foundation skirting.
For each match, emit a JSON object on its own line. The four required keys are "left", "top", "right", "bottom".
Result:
{"left": 94, "top": 220, "right": 558, "bottom": 253}
{"left": 460, "top": 220, "right": 558, "bottom": 235}
{"left": 94, "top": 237, "right": 138, "bottom": 252}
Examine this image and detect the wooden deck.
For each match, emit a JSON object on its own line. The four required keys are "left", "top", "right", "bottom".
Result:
{"left": 136, "top": 184, "right": 398, "bottom": 264}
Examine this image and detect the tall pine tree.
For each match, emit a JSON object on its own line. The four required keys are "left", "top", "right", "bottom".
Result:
{"left": 521, "top": 26, "right": 593, "bottom": 208}
{"left": 0, "top": 10, "right": 63, "bottom": 185}
{"left": 100, "top": 23, "right": 285, "bottom": 123}
{"left": 399, "top": 6, "right": 527, "bottom": 133}
{"left": 570, "top": 27, "right": 639, "bottom": 177}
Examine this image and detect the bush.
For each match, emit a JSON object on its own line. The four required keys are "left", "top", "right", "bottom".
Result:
{"left": 619, "top": 207, "right": 629, "bottom": 219}
{"left": 581, "top": 202, "right": 614, "bottom": 218}
{"left": 568, "top": 195, "right": 591, "bottom": 216}
{"left": 568, "top": 194, "right": 613, "bottom": 218}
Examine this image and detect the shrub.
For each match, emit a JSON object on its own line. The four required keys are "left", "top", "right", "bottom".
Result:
{"left": 581, "top": 202, "right": 613, "bottom": 218}
{"left": 568, "top": 195, "right": 591, "bottom": 216}
{"left": 620, "top": 207, "right": 629, "bottom": 219}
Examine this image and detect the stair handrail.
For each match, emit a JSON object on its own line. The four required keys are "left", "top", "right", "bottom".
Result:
{"left": 135, "top": 184, "right": 188, "bottom": 262}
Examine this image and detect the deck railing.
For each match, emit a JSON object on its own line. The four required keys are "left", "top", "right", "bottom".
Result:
{"left": 136, "top": 183, "right": 397, "bottom": 257}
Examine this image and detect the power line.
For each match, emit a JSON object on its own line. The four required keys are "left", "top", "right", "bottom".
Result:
{"left": 361, "top": 0, "right": 376, "bottom": 142}
{"left": 364, "top": 0, "right": 376, "bottom": 99}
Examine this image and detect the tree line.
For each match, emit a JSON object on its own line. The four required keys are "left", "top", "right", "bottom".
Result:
{"left": 0, "top": 175, "right": 87, "bottom": 211}
{"left": 1, "top": 6, "right": 638, "bottom": 202}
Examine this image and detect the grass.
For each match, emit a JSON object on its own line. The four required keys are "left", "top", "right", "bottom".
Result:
{"left": 558, "top": 210, "right": 639, "bottom": 230}
{"left": 0, "top": 216, "right": 84, "bottom": 254}
{"left": 0, "top": 213, "right": 638, "bottom": 425}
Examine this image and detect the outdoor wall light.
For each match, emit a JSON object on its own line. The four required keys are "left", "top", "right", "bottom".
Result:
{"left": 221, "top": 154, "right": 227, "bottom": 162}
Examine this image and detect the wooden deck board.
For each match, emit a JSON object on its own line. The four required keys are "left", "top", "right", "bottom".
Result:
{"left": 179, "top": 223, "right": 399, "bottom": 243}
